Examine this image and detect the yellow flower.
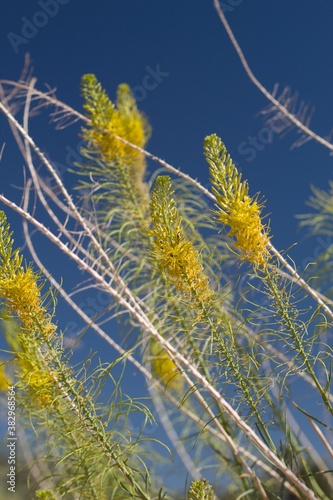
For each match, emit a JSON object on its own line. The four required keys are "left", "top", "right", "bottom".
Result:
{"left": 219, "top": 195, "right": 270, "bottom": 266}
{"left": 204, "top": 134, "right": 270, "bottom": 267}
{"left": 150, "top": 176, "right": 212, "bottom": 303}
{"left": 150, "top": 340, "right": 183, "bottom": 392}
{"left": 0, "top": 363, "right": 12, "bottom": 391}
{"left": 19, "top": 359, "right": 55, "bottom": 406}
{"left": 0, "top": 211, "right": 58, "bottom": 407}
{"left": 0, "top": 267, "right": 55, "bottom": 338}
{"left": 81, "top": 75, "right": 151, "bottom": 196}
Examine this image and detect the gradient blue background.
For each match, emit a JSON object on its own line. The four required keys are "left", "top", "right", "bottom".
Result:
{"left": 1, "top": 0, "right": 333, "bottom": 494}
{"left": 2, "top": 0, "right": 333, "bottom": 259}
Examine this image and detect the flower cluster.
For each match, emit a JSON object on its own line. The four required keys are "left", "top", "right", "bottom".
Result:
{"left": 0, "top": 267, "right": 55, "bottom": 338}
{"left": 0, "top": 212, "right": 57, "bottom": 405}
{"left": 150, "top": 339, "right": 183, "bottom": 391}
{"left": 222, "top": 195, "right": 269, "bottom": 266}
{"left": 81, "top": 74, "right": 151, "bottom": 167}
{"left": 150, "top": 176, "right": 212, "bottom": 303}
{"left": 204, "top": 134, "right": 270, "bottom": 267}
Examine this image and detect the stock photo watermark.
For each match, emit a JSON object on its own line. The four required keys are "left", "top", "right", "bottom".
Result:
{"left": 7, "top": 0, "right": 71, "bottom": 54}
{"left": 237, "top": 116, "right": 289, "bottom": 163}
{"left": 6, "top": 385, "right": 17, "bottom": 493}
{"left": 131, "top": 64, "right": 170, "bottom": 102}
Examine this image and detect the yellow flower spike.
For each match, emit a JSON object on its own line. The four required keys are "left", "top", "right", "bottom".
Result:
{"left": 0, "top": 267, "right": 55, "bottom": 339}
{"left": 204, "top": 134, "right": 270, "bottom": 267}
{"left": 150, "top": 176, "right": 212, "bottom": 304}
{"left": 0, "top": 363, "right": 12, "bottom": 391}
{"left": 80, "top": 75, "right": 151, "bottom": 203}
{"left": 24, "top": 366, "right": 54, "bottom": 406}
{"left": 0, "top": 212, "right": 56, "bottom": 340}
{"left": 15, "top": 357, "right": 54, "bottom": 406}
{"left": 0, "top": 212, "right": 58, "bottom": 407}
{"left": 81, "top": 74, "right": 151, "bottom": 171}
{"left": 150, "top": 339, "right": 183, "bottom": 392}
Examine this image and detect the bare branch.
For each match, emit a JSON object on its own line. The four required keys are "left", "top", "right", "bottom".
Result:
{"left": 213, "top": 0, "right": 333, "bottom": 154}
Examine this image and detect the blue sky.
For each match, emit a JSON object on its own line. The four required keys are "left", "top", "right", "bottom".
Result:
{"left": 2, "top": 0, "right": 333, "bottom": 257}
{"left": 1, "top": 0, "right": 333, "bottom": 493}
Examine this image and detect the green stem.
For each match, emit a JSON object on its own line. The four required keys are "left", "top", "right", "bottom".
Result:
{"left": 51, "top": 347, "right": 152, "bottom": 500}
{"left": 264, "top": 267, "right": 333, "bottom": 416}
{"left": 181, "top": 268, "right": 277, "bottom": 453}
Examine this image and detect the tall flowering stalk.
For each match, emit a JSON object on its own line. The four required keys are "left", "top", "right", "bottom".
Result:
{"left": 149, "top": 175, "right": 278, "bottom": 451}
{"left": 150, "top": 175, "right": 212, "bottom": 305}
{"left": 0, "top": 211, "right": 160, "bottom": 499}
{"left": 0, "top": 211, "right": 58, "bottom": 405}
{"left": 80, "top": 74, "right": 151, "bottom": 202}
{"left": 204, "top": 136, "right": 333, "bottom": 418}
{"left": 149, "top": 175, "right": 213, "bottom": 392}
{"left": 204, "top": 134, "right": 270, "bottom": 267}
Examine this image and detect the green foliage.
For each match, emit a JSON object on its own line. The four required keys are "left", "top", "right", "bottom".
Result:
{"left": 298, "top": 181, "right": 333, "bottom": 296}
{"left": 0, "top": 210, "right": 23, "bottom": 277}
